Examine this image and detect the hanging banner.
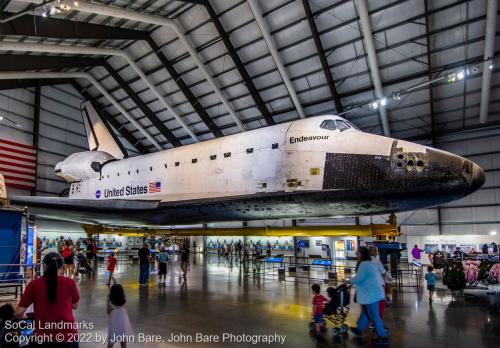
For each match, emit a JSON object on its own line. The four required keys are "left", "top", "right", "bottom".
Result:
{"left": 26, "top": 224, "right": 34, "bottom": 267}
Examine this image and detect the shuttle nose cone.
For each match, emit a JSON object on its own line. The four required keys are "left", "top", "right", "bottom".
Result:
{"left": 424, "top": 148, "right": 485, "bottom": 196}
{"left": 470, "top": 163, "right": 486, "bottom": 192}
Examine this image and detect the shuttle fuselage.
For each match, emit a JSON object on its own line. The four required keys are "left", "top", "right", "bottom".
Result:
{"left": 11, "top": 115, "right": 485, "bottom": 226}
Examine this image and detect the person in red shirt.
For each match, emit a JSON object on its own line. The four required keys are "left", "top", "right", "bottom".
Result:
{"left": 15, "top": 252, "right": 79, "bottom": 347}
{"left": 311, "top": 283, "right": 327, "bottom": 338}
{"left": 106, "top": 252, "right": 117, "bottom": 286}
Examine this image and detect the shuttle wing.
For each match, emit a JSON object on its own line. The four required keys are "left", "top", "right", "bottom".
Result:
{"left": 9, "top": 195, "right": 160, "bottom": 225}
{"left": 10, "top": 196, "right": 159, "bottom": 210}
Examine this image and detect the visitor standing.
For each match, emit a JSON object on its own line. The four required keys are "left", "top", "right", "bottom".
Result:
{"left": 347, "top": 246, "right": 388, "bottom": 346}
{"left": 492, "top": 242, "right": 499, "bottom": 255}
{"left": 325, "top": 245, "right": 332, "bottom": 259}
{"left": 180, "top": 242, "right": 190, "bottom": 278}
{"left": 16, "top": 252, "right": 80, "bottom": 347}
{"left": 63, "top": 240, "right": 75, "bottom": 279}
{"left": 411, "top": 244, "right": 424, "bottom": 262}
{"left": 157, "top": 247, "right": 168, "bottom": 286}
{"left": 107, "top": 284, "right": 133, "bottom": 348}
{"left": 482, "top": 243, "right": 489, "bottom": 254}
{"left": 57, "top": 236, "right": 65, "bottom": 256}
{"left": 85, "top": 239, "right": 95, "bottom": 274}
{"left": 226, "top": 242, "right": 233, "bottom": 261}
{"left": 236, "top": 240, "right": 243, "bottom": 260}
{"left": 106, "top": 252, "right": 117, "bottom": 286}
{"left": 138, "top": 243, "right": 151, "bottom": 286}
{"left": 243, "top": 243, "right": 249, "bottom": 262}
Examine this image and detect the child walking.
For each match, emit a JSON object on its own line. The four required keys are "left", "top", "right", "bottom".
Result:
{"left": 425, "top": 265, "right": 436, "bottom": 303}
{"left": 107, "top": 284, "right": 133, "bottom": 348}
{"left": 311, "top": 283, "right": 327, "bottom": 339}
{"left": 106, "top": 252, "right": 117, "bottom": 286}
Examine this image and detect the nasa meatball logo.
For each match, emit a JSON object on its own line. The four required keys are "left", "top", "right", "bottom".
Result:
{"left": 95, "top": 190, "right": 101, "bottom": 199}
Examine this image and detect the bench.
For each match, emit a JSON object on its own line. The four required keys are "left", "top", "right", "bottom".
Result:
{"left": 0, "top": 282, "right": 23, "bottom": 299}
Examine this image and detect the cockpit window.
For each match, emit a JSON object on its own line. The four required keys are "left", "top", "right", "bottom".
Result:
{"left": 345, "top": 120, "right": 360, "bottom": 130}
{"left": 336, "top": 120, "right": 350, "bottom": 131}
{"left": 320, "top": 120, "right": 337, "bottom": 130}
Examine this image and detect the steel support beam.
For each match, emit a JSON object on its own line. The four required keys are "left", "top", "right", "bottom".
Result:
{"left": 32, "top": 81, "right": 40, "bottom": 196}
{"left": 355, "top": 0, "right": 390, "bottom": 136}
{"left": 248, "top": 0, "right": 306, "bottom": 119}
{"left": 101, "top": 59, "right": 182, "bottom": 147}
{"left": 0, "top": 1, "right": 11, "bottom": 12}
{"left": 0, "top": 54, "right": 105, "bottom": 70}
{"left": 0, "top": 12, "right": 146, "bottom": 40}
{"left": 70, "top": 80, "right": 148, "bottom": 155}
{"left": 0, "top": 78, "right": 71, "bottom": 90}
{"left": 178, "top": 0, "right": 206, "bottom": 4}
{"left": 0, "top": 14, "right": 219, "bottom": 141}
{"left": 301, "top": 0, "right": 343, "bottom": 114}
{"left": 0, "top": 53, "right": 176, "bottom": 147}
{"left": 424, "top": 0, "right": 441, "bottom": 234}
{"left": 479, "top": 0, "right": 498, "bottom": 123}
{"left": 204, "top": 2, "right": 275, "bottom": 125}
{"left": 81, "top": 224, "right": 399, "bottom": 237}
{"left": 145, "top": 36, "right": 223, "bottom": 137}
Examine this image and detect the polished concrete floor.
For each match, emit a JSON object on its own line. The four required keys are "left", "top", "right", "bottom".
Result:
{"left": 10, "top": 254, "right": 500, "bottom": 347}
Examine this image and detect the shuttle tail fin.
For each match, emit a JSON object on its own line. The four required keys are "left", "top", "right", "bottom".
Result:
{"left": 81, "top": 101, "right": 127, "bottom": 159}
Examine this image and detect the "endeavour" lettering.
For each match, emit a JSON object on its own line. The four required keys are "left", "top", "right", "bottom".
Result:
{"left": 289, "top": 135, "right": 329, "bottom": 144}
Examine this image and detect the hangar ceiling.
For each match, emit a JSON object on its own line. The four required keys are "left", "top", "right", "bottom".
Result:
{"left": 0, "top": 0, "right": 497, "bottom": 153}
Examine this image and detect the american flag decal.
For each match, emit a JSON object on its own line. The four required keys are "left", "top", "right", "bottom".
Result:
{"left": 148, "top": 180, "right": 161, "bottom": 193}
{"left": 0, "top": 139, "right": 36, "bottom": 191}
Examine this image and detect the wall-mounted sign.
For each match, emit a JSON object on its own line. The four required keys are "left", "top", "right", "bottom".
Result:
{"left": 26, "top": 224, "right": 34, "bottom": 267}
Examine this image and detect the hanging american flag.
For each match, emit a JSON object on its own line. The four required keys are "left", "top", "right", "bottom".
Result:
{"left": 0, "top": 139, "right": 36, "bottom": 191}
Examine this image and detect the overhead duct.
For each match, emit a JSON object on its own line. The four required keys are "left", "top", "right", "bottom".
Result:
{"left": 247, "top": 0, "right": 306, "bottom": 119}
{"left": 0, "top": 71, "right": 161, "bottom": 149}
{"left": 479, "top": 0, "right": 498, "bottom": 124}
{"left": 355, "top": 0, "right": 391, "bottom": 136}
{"left": 0, "top": 41, "right": 198, "bottom": 143}
{"left": 17, "top": 0, "right": 246, "bottom": 132}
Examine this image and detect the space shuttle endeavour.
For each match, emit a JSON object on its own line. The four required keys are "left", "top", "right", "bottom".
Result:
{"left": 8, "top": 101, "right": 485, "bottom": 227}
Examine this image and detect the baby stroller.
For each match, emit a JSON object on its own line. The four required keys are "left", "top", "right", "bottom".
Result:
{"left": 76, "top": 253, "right": 93, "bottom": 280}
{"left": 309, "top": 284, "right": 351, "bottom": 337}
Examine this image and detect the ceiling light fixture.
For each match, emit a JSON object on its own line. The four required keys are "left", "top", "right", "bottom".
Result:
{"left": 371, "top": 101, "right": 378, "bottom": 110}
{"left": 490, "top": 231, "right": 497, "bottom": 235}
{"left": 380, "top": 97, "right": 387, "bottom": 106}
{"left": 457, "top": 70, "right": 465, "bottom": 80}
{"left": 40, "top": 0, "right": 74, "bottom": 18}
